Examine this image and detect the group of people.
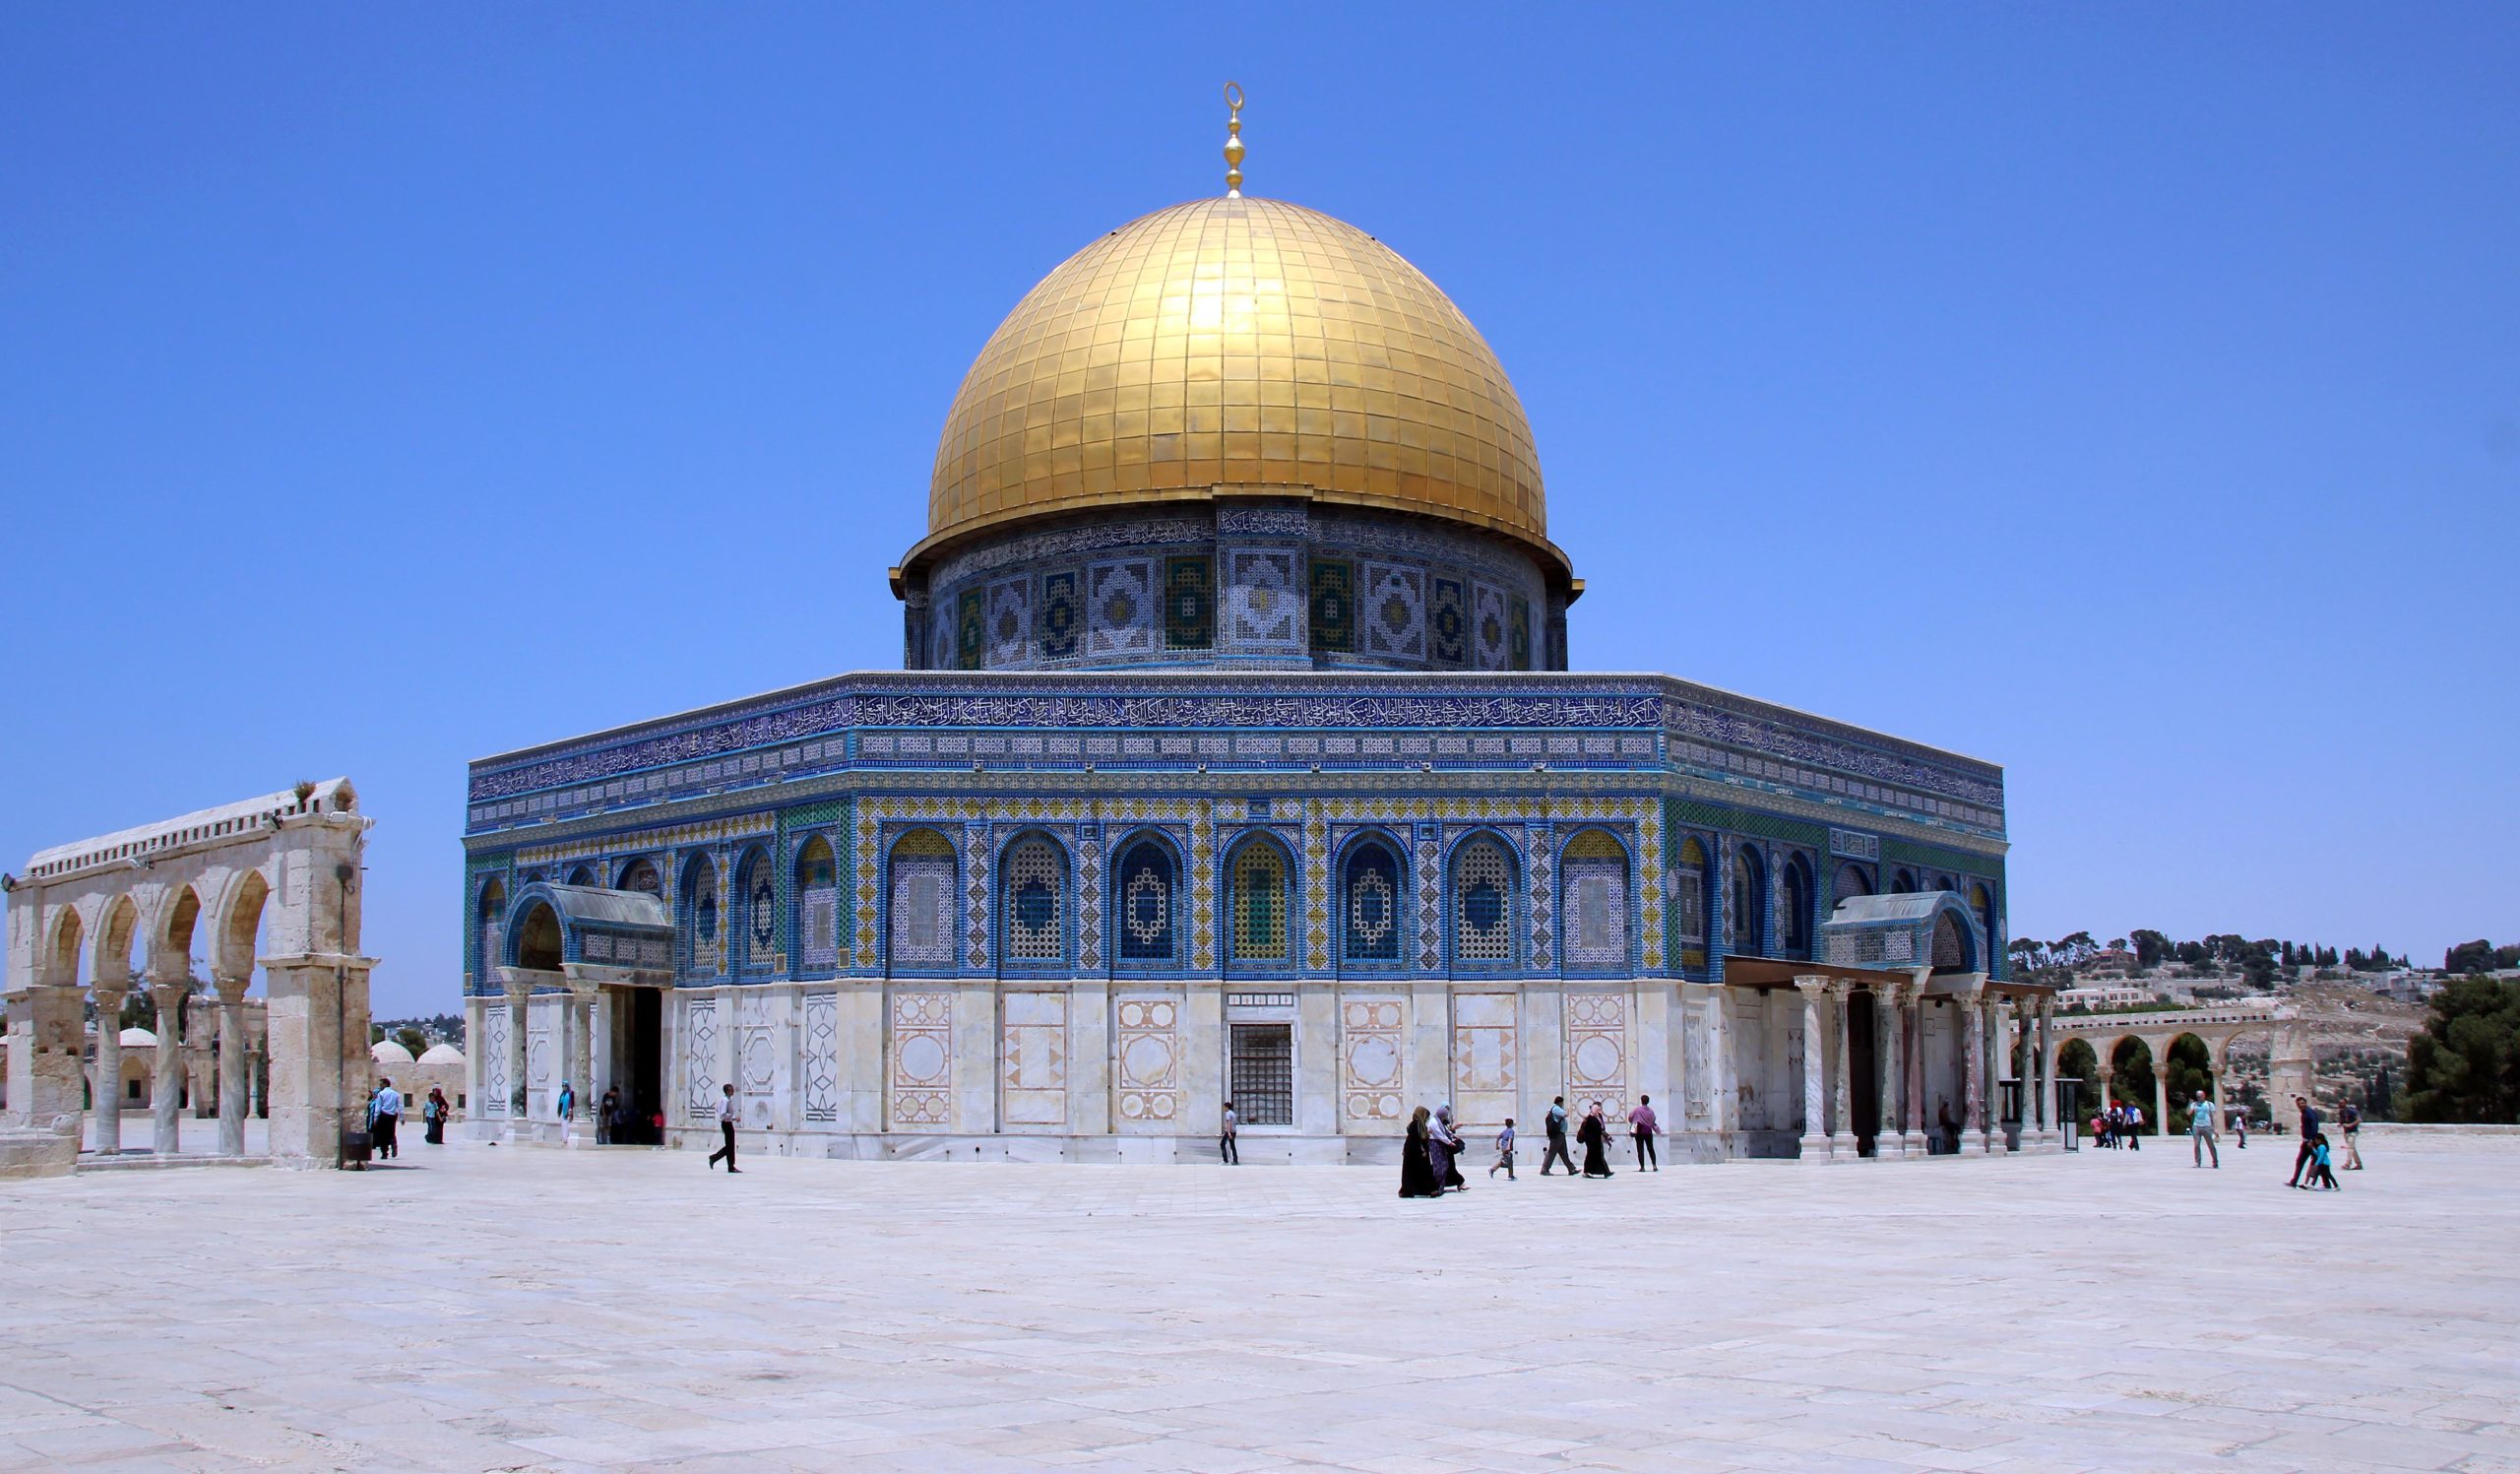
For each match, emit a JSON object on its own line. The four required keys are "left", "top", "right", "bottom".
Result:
{"left": 2087, "top": 1087, "right": 2366, "bottom": 1188}
{"left": 363, "top": 1077, "right": 451, "bottom": 1159}
{"left": 2286, "top": 1093, "right": 2362, "bottom": 1190}
{"left": 1398, "top": 1094, "right": 1663, "bottom": 1196}
{"left": 2089, "top": 1100, "right": 2148, "bottom": 1149}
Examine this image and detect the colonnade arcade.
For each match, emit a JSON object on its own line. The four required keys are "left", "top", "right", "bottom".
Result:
{"left": 1726, "top": 959, "right": 2061, "bottom": 1160}
{"left": 2048, "top": 1005, "right": 2311, "bottom": 1133}
{"left": 4, "top": 781, "right": 376, "bottom": 1169}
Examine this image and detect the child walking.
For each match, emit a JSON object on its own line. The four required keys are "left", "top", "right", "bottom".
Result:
{"left": 2306, "top": 1133, "right": 2342, "bottom": 1190}
{"left": 1489, "top": 1118, "right": 1517, "bottom": 1180}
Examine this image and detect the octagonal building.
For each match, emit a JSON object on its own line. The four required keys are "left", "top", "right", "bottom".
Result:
{"left": 461, "top": 150, "right": 2051, "bottom": 1164}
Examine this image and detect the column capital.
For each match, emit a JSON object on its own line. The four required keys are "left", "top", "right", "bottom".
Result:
{"left": 92, "top": 981, "right": 131, "bottom": 1005}
{"left": 1792, "top": 974, "right": 1830, "bottom": 997}
{"left": 212, "top": 974, "right": 251, "bottom": 1003}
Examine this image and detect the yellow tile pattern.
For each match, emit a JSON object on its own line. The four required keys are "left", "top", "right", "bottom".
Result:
{"left": 926, "top": 197, "right": 1547, "bottom": 558}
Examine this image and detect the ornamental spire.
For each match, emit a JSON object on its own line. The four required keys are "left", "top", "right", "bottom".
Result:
{"left": 1223, "top": 81, "right": 1245, "bottom": 198}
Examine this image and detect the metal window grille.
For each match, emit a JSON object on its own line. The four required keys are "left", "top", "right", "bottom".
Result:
{"left": 1228, "top": 1023, "right": 1294, "bottom": 1126}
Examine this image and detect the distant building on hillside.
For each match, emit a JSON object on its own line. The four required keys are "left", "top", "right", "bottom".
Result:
{"left": 2058, "top": 984, "right": 2154, "bottom": 1011}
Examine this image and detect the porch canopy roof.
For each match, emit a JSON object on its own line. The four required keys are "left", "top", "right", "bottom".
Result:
{"left": 1718, "top": 955, "right": 2056, "bottom": 999}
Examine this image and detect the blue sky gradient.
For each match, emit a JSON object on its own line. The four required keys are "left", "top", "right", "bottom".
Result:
{"left": 5, "top": 7, "right": 2513, "bottom": 1014}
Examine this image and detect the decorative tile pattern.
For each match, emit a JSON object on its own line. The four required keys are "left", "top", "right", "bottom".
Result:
{"left": 955, "top": 588, "right": 984, "bottom": 671}
{"left": 734, "top": 988, "right": 774, "bottom": 1124}
{"left": 965, "top": 823, "right": 993, "bottom": 969}
{"left": 1115, "top": 839, "right": 1176, "bottom": 962}
{"left": 801, "top": 992, "right": 839, "bottom": 1122}
{"left": 888, "top": 990, "right": 952, "bottom": 1128}
{"left": 1472, "top": 583, "right": 1509, "bottom": 671}
{"left": 1087, "top": 559, "right": 1156, "bottom": 659}
{"left": 1415, "top": 827, "right": 1441, "bottom": 970}
{"left": 986, "top": 578, "right": 1031, "bottom": 668}
{"left": 1340, "top": 996, "right": 1406, "bottom": 1122}
{"left": 1361, "top": 562, "right": 1426, "bottom": 661}
{"left": 1563, "top": 828, "right": 1629, "bottom": 971}
{"left": 1304, "top": 809, "right": 1331, "bottom": 970}
{"left": 1564, "top": 991, "right": 1627, "bottom": 1121}
{"left": 1342, "top": 842, "right": 1402, "bottom": 963}
{"left": 887, "top": 829, "right": 957, "bottom": 969}
{"left": 1163, "top": 555, "right": 1214, "bottom": 651}
{"left": 1114, "top": 995, "right": 1180, "bottom": 1125}
{"left": 479, "top": 1004, "right": 510, "bottom": 1118}
{"left": 1225, "top": 548, "right": 1302, "bottom": 651}
{"left": 1076, "top": 823, "right": 1104, "bottom": 971}
{"left": 1508, "top": 596, "right": 1532, "bottom": 673}
{"left": 1528, "top": 823, "right": 1555, "bottom": 973}
{"left": 1000, "top": 990, "right": 1068, "bottom": 1126}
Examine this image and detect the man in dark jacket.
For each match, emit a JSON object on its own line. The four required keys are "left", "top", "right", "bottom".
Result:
{"left": 2287, "top": 1094, "right": 2323, "bottom": 1187}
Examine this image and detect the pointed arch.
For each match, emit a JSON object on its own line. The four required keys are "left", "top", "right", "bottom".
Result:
{"left": 1338, "top": 832, "right": 1405, "bottom": 966}
{"left": 1112, "top": 831, "right": 1180, "bottom": 966}
{"left": 160, "top": 886, "right": 204, "bottom": 980}
{"left": 564, "top": 863, "right": 597, "bottom": 887}
{"left": 1834, "top": 862, "right": 1872, "bottom": 903}
{"left": 1225, "top": 832, "right": 1293, "bottom": 970}
{"left": 1448, "top": 831, "right": 1517, "bottom": 970}
{"left": 1971, "top": 881, "right": 1999, "bottom": 974}
{"left": 1561, "top": 827, "right": 1630, "bottom": 972}
{"left": 615, "top": 856, "right": 662, "bottom": 896}
{"left": 1000, "top": 831, "right": 1069, "bottom": 969}
{"left": 679, "top": 852, "right": 721, "bottom": 979}
{"left": 220, "top": 869, "right": 270, "bottom": 980}
{"left": 510, "top": 897, "right": 564, "bottom": 972}
{"left": 1729, "top": 843, "right": 1767, "bottom": 956}
{"left": 96, "top": 894, "right": 143, "bottom": 988}
{"left": 475, "top": 876, "right": 507, "bottom": 992}
{"left": 1672, "top": 835, "right": 1710, "bottom": 954}
{"left": 1779, "top": 852, "right": 1814, "bottom": 958}
{"left": 733, "top": 844, "right": 778, "bottom": 975}
{"left": 1931, "top": 909, "right": 1974, "bottom": 972}
{"left": 886, "top": 827, "right": 958, "bottom": 972}
{"left": 44, "top": 905, "right": 85, "bottom": 989}
{"left": 793, "top": 835, "right": 840, "bottom": 973}
{"left": 1890, "top": 867, "right": 1918, "bottom": 895}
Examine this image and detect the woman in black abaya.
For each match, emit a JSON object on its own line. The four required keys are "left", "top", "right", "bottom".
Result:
{"left": 1399, "top": 1106, "right": 1442, "bottom": 1197}
{"left": 1578, "top": 1100, "right": 1616, "bottom": 1178}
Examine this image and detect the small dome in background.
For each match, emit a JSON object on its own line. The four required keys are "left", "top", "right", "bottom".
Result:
{"left": 370, "top": 1039, "right": 415, "bottom": 1064}
{"left": 417, "top": 1043, "right": 466, "bottom": 1064}
{"left": 117, "top": 1026, "right": 156, "bottom": 1048}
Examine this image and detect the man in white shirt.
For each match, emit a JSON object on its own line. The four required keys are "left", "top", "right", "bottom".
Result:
{"left": 707, "top": 1082, "right": 741, "bottom": 1173}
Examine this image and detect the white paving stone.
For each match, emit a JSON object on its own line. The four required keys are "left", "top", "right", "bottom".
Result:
{"left": 0, "top": 1133, "right": 2511, "bottom": 1471}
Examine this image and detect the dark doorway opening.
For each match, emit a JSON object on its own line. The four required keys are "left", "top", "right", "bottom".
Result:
{"left": 1849, "top": 990, "right": 1881, "bottom": 1156}
{"left": 1228, "top": 1023, "right": 1293, "bottom": 1126}
{"left": 621, "top": 988, "right": 663, "bottom": 1145}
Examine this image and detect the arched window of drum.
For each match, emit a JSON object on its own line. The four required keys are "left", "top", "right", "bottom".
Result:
{"left": 1932, "top": 911, "right": 1969, "bottom": 971}
{"left": 1779, "top": 857, "right": 1812, "bottom": 955}
{"left": 1451, "top": 837, "right": 1515, "bottom": 966}
{"left": 1730, "top": 847, "right": 1765, "bottom": 954}
{"left": 794, "top": 837, "right": 839, "bottom": 971}
{"left": 1562, "top": 829, "right": 1628, "bottom": 969}
{"left": 1002, "top": 836, "right": 1066, "bottom": 964}
{"left": 1971, "top": 883, "right": 1997, "bottom": 962}
{"left": 1115, "top": 840, "right": 1177, "bottom": 962}
{"left": 1228, "top": 840, "right": 1288, "bottom": 964}
{"left": 887, "top": 828, "right": 957, "bottom": 969}
{"left": 737, "top": 849, "right": 777, "bottom": 971}
{"left": 618, "top": 858, "right": 661, "bottom": 896}
{"left": 1834, "top": 862, "right": 1870, "bottom": 904}
{"left": 1673, "top": 837, "right": 1708, "bottom": 943}
{"left": 683, "top": 855, "right": 720, "bottom": 974}
{"left": 1342, "top": 842, "right": 1402, "bottom": 963}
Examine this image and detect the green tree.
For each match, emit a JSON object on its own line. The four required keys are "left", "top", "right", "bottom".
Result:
{"left": 2402, "top": 977, "right": 2520, "bottom": 1123}
{"left": 2444, "top": 938, "right": 2497, "bottom": 975}
{"left": 2130, "top": 929, "right": 2170, "bottom": 969}
{"left": 395, "top": 1026, "right": 429, "bottom": 1058}
{"left": 2162, "top": 1035, "right": 2214, "bottom": 1130}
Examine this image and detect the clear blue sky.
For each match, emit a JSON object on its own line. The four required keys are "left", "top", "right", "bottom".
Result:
{"left": 5, "top": 7, "right": 2514, "bottom": 1015}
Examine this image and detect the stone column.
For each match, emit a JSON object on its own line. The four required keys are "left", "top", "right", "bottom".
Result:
{"left": 503, "top": 979, "right": 530, "bottom": 1124}
{"left": 565, "top": 984, "right": 597, "bottom": 1141}
{"left": 2035, "top": 999, "right": 2054, "bottom": 1143}
{"left": 92, "top": 987, "right": 128, "bottom": 1154}
{"left": 261, "top": 955, "right": 375, "bottom": 1168}
{"left": 1962, "top": 990, "right": 1987, "bottom": 1155}
{"left": 2210, "top": 1037, "right": 2230, "bottom": 1136}
{"left": 1829, "top": 982, "right": 1852, "bottom": 1149}
{"left": 1876, "top": 981, "right": 1906, "bottom": 1159}
{"left": 215, "top": 976, "right": 250, "bottom": 1157}
{"left": 1904, "top": 967, "right": 1930, "bottom": 1155}
{"left": 1794, "top": 977, "right": 1830, "bottom": 1162}
{"left": 151, "top": 981, "right": 189, "bottom": 1155}
{"left": 2152, "top": 1042, "right": 2171, "bottom": 1140}
{"left": 6, "top": 985, "right": 90, "bottom": 1131}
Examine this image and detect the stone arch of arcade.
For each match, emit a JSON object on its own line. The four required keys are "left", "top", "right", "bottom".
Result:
{"left": 2048, "top": 1006, "right": 2312, "bottom": 1136}
{"left": 4, "top": 780, "right": 374, "bottom": 1170}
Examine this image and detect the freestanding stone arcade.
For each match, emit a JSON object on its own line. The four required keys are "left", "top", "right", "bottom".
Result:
{"left": 4, "top": 779, "right": 377, "bottom": 1173}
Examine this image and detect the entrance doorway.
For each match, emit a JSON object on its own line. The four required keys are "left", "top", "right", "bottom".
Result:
{"left": 612, "top": 988, "right": 663, "bottom": 1145}
{"left": 1228, "top": 1023, "right": 1293, "bottom": 1126}
{"left": 1848, "top": 990, "right": 1880, "bottom": 1155}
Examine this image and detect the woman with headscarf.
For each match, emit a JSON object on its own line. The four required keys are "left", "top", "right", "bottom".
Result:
{"left": 1577, "top": 1100, "right": 1615, "bottom": 1178}
{"left": 1399, "top": 1106, "right": 1441, "bottom": 1197}
{"left": 1430, "top": 1104, "right": 1469, "bottom": 1191}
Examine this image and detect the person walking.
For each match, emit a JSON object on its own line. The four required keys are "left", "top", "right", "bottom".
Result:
{"left": 2305, "top": 1132, "right": 2342, "bottom": 1190}
{"left": 556, "top": 1079, "right": 576, "bottom": 1126}
{"left": 422, "top": 1085, "right": 449, "bottom": 1145}
{"left": 1541, "top": 1096, "right": 1576, "bottom": 1177}
{"left": 2125, "top": 1101, "right": 2143, "bottom": 1150}
{"left": 1220, "top": 1101, "right": 1239, "bottom": 1165}
{"left": 2340, "top": 1100, "right": 2363, "bottom": 1169}
{"left": 707, "top": 1081, "right": 741, "bottom": 1172}
{"left": 1488, "top": 1118, "right": 1516, "bottom": 1180}
{"left": 1429, "top": 1104, "right": 1467, "bottom": 1190}
{"left": 2287, "top": 1094, "right": 2323, "bottom": 1187}
{"left": 597, "top": 1085, "right": 620, "bottom": 1145}
{"left": 1399, "top": 1106, "right": 1441, "bottom": 1197}
{"left": 2234, "top": 1111, "right": 2248, "bottom": 1149}
{"left": 1577, "top": 1101, "right": 1615, "bottom": 1178}
{"left": 2189, "top": 1090, "right": 2219, "bottom": 1169}
{"left": 370, "top": 1078, "right": 402, "bottom": 1160}
{"left": 1628, "top": 1094, "right": 1660, "bottom": 1172}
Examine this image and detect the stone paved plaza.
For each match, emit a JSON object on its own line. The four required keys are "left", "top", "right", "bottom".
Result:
{"left": 1, "top": 1133, "right": 2512, "bottom": 1473}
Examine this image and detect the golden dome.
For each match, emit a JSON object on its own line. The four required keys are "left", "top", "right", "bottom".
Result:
{"left": 906, "top": 196, "right": 1564, "bottom": 582}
